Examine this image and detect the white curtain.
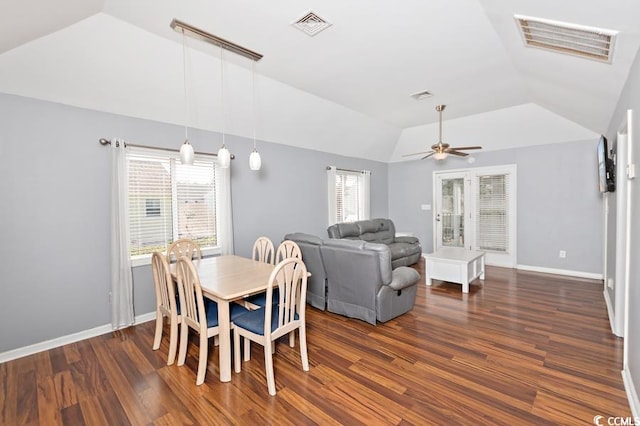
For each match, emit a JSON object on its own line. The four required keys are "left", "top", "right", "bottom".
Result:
{"left": 215, "top": 162, "right": 234, "bottom": 254}
{"left": 326, "top": 166, "right": 337, "bottom": 225}
{"left": 110, "top": 138, "right": 134, "bottom": 329}
{"left": 360, "top": 170, "right": 371, "bottom": 220}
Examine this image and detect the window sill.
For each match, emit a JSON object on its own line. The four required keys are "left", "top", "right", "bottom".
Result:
{"left": 130, "top": 246, "right": 223, "bottom": 267}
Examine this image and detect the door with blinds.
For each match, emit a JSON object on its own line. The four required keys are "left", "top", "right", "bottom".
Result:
{"left": 434, "top": 172, "right": 470, "bottom": 249}
{"left": 434, "top": 165, "right": 516, "bottom": 267}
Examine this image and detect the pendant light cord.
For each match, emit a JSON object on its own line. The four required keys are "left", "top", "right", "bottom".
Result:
{"left": 252, "top": 60, "right": 257, "bottom": 150}
{"left": 182, "top": 30, "right": 189, "bottom": 142}
{"left": 219, "top": 44, "right": 226, "bottom": 145}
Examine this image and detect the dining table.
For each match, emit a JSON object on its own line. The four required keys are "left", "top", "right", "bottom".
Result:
{"left": 176, "top": 255, "right": 275, "bottom": 382}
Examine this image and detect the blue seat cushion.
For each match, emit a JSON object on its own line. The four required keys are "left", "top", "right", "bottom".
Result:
{"left": 204, "top": 299, "right": 250, "bottom": 328}
{"left": 232, "top": 306, "right": 299, "bottom": 336}
{"left": 245, "top": 288, "right": 279, "bottom": 307}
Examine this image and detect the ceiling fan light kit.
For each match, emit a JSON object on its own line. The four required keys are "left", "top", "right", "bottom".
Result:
{"left": 403, "top": 104, "right": 482, "bottom": 161}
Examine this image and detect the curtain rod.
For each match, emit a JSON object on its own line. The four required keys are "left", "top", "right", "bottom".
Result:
{"left": 326, "top": 166, "right": 370, "bottom": 174}
{"left": 98, "top": 138, "right": 235, "bottom": 159}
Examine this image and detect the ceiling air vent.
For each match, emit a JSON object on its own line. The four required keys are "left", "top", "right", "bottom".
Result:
{"left": 292, "top": 11, "right": 332, "bottom": 37}
{"left": 410, "top": 90, "right": 433, "bottom": 100}
{"left": 515, "top": 14, "right": 617, "bottom": 63}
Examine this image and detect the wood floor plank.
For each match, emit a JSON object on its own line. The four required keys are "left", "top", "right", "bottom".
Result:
{"left": 36, "top": 376, "right": 62, "bottom": 426}
{"left": 0, "top": 261, "right": 630, "bottom": 425}
{"left": 17, "top": 369, "right": 38, "bottom": 425}
{"left": 90, "top": 337, "right": 152, "bottom": 425}
{"left": 78, "top": 396, "right": 109, "bottom": 426}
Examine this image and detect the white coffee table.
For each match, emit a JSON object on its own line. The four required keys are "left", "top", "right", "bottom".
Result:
{"left": 424, "top": 248, "right": 485, "bottom": 293}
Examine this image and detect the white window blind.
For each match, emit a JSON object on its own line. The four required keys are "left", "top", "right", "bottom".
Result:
{"left": 127, "top": 147, "right": 218, "bottom": 257}
{"left": 476, "top": 174, "right": 510, "bottom": 252}
{"left": 327, "top": 167, "right": 371, "bottom": 225}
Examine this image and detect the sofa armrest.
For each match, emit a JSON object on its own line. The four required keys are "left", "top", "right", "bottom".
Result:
{"left": 386, "top": 266, "right": 420, "bottom": 291}
{"left": 394, "top": 236, "right": 419, "bottom": 245}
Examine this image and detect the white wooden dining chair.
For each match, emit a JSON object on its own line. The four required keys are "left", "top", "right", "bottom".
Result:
{"left": 275, "top": 240, "right": 302, "bottom": 263}
{"left": 232, "top": 257, "right": 309, "bottom": 396}
{"left": 252, "top": 236, "right": 275, "bottom": 265}
{"left": 167, "top": 238, "right": 202, "bottom": 264}
{"left": 175, "top": 256, "right": 249, "bottom": 385}
{"left": 151, "top": 252, "right": 181, "bottom": 365}
{"left": 244, "top": 240, "right": 302, "bottom": 306}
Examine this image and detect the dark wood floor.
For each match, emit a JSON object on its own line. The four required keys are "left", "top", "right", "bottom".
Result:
{"left": 1, "top": 260, "right": 630, "bottom": 425}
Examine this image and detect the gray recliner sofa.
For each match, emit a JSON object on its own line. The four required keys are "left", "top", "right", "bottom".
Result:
{"left": 326, "top": 218, "right": 422, "bottom": 269}
{"left": 284, "top": 232, "right": 420, "bottom": 325}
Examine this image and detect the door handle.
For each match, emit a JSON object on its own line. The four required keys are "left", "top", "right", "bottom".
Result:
{"left": 435, "top": 213, "right": 441, "bottom": 222}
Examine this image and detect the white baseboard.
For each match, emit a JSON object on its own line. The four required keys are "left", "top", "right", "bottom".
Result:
{"left": 422, "top": 253, "right": 602, "bottom": 281}
{"left": 622, "top": 367, "right": 640, "bottom": 419}
{"left": 516, "top": 264, "right": 603, "bottom": 280}
{"left": 0, "top": 311, "right": 157, "bottom": 364}
{"left": 603, "top": 289, "right": 622, "bottom": 337}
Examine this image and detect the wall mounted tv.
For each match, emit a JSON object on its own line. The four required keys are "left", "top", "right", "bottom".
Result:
{"left": 598, "top": 134, "right": 615, "bottom": 193}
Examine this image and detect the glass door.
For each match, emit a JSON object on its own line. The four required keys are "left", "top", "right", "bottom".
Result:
{"left": 433, "top": 166, "right": 517, "bottom": 266}
{"left": 435, "top": 172, "right": 470, "bottom": 250}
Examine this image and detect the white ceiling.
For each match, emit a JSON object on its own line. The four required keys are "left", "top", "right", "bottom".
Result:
{"left": 1, "top": 0, "right": 639, "bottom": 162}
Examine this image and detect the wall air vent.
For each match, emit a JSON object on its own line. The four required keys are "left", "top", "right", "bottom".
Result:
{"left": 515, "top": 14, "right": 617, "bottom": 63}
{"left": 292, "top": 11, "right": 332, "bottom": 37}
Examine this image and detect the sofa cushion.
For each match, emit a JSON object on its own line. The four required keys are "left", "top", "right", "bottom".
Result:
{"left": 388, "top": 242, "right": 421, "bottom": 261}
{"left": 327, "top": 218, "right": 420, "bottom": 268}
{"left": 336, "top": 222, "right": 361, "bottom": 239}
{"left": 357, "top": 219, "right": 394, "bottom": 244}
{"left": 284, "top": 232, "right": 323, "bottom": 246}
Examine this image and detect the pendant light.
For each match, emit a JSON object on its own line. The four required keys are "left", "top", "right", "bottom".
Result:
{"left": 249, "top": 60, "right": 262, "bottom": 171}
{"left": 216, "top": 45, "right": 231, "bottom": 169}
{"left": 170, "top": 19, "right": 264, "bottom": 170}
{"left": 178, "top": 30, "right": 195, "bottom": 165}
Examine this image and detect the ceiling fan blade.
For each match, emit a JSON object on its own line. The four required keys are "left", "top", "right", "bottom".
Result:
{"left": 421, "top": 152, "right": 436, "bottom": 160}
{"left": 446, "top": 150, "right": 469, "bottom": 157}
{"left": 449, "top": 146, "right": 482, "bottom": 150}
{"left": 402, "top": 151, "right": 431, "bottom": 157}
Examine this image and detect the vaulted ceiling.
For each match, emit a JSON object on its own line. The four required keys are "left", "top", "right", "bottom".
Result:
{"left": 2, "top": 0, "right": 639, "bottom": 162}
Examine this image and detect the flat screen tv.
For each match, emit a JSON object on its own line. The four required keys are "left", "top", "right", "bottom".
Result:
{"left": 598, "top": 135, "right": 615, "bottom": 193}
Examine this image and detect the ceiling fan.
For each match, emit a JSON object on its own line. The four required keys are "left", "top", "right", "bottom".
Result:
{"left": 403, "top": 105, "right": 482, "bottom": 160}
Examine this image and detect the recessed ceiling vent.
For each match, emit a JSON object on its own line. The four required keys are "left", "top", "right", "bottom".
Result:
{"left": 292, "top": 11, "right": 332, "bottom": 37}
{"left": 410, "top": 90, "right": 433, "bottom": 100}
{"left": 515, "top": 14, "right": 617, "bottom": 63}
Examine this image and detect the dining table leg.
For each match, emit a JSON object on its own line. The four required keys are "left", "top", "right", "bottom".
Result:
{"left": 217, "top": 300, "right": 232, "bottom": 382}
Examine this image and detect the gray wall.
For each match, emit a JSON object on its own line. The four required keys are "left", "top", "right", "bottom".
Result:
{"left": 606, "top": 39, "right": 640, "bottom": 414}
{"left": 389, "top": 139, "right": 603, "bottom": 274}
{"left": 0, "top": 93, "right": 388, "bottom": 353}
{"left": 227, "top": 134, "right": 389, "bottom": 258}
{"left": 0, "top": 91, "right": 608, "bottom": 356}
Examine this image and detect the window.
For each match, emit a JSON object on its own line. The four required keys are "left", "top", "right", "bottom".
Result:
{"left": 145, "top": 199, "right": 161, "bottom": 217}
{"left": 127, "top": 147, "right": 219, "bottom": 259}
{"left": 476, "top": 173, "right": 511, "bottom": 253}
{"left": 327, "top": 166, "right": 370, "bottom": 225}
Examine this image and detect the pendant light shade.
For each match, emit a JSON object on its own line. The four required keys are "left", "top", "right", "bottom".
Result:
{"left": 180, "top": 140, "right": 195, "bottom": 165}
{"left": 217, "top": 144, "right": 231, "bottom": 168}
{"left": 249, "top": 149, "right": 261, "bottom": 170}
